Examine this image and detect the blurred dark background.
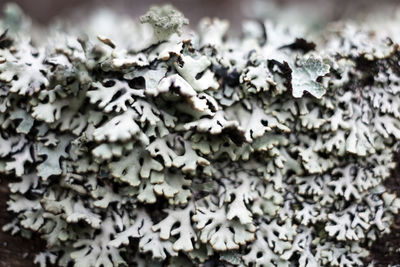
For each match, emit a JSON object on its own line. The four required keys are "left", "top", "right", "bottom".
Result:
{"left": 0, "top": 0, "right": 399, "bottom": 29}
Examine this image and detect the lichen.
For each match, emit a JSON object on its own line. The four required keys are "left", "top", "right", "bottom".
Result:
{"left": 0, "top": 3, "right": 400, "bottom": 267}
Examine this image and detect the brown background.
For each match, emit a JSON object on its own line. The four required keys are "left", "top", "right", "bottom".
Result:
{"left": 0, "top": 0, "right": 400, "bottom": 28}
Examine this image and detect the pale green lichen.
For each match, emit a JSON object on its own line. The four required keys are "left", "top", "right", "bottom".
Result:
{"left": 0, "top": 3, "right": 400, "bottom": 267}
{"left": 140, "top": 4, "right": 188, "bottom": 42}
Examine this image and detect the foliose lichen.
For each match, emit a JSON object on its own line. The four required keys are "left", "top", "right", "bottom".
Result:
{"left": 0, "top": 3, "right": 400, "bottom": 267}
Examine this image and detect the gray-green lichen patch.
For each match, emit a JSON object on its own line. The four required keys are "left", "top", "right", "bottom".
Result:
{"left": 140, "top": 4, "right": 189, "bottom": 43}
{"left": 0, "top": 3, "right": 399, "bottom": 267}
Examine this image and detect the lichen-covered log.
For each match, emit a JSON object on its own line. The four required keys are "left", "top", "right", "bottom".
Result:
{"left": 1, "top": 3, "right": 400, "bottom": 267}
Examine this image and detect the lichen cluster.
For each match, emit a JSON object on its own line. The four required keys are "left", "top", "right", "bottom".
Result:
{"left": 1, "top": 3, "right": 400, "bottom": 267}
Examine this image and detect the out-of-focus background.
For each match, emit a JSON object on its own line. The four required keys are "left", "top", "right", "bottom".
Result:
{"left": 0, "top": 0, "right": 399, "bottom": 30}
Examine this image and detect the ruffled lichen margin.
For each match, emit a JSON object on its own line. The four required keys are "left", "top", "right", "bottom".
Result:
{"left": 1, "top": 3, "right": 400, "bottom": 267}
